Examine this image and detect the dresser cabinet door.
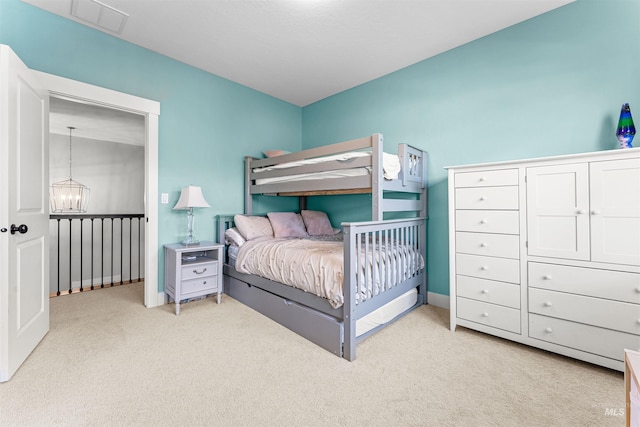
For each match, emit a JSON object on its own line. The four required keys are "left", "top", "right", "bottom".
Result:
{"left": 590, "top": 158, "right": 640, "bottom": 266}
{"left": 526, "top": 163, "right": 590, "bottom": 260}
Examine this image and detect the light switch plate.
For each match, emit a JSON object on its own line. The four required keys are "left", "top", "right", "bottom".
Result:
{"left": 161, "top": 193, "right": 169, "bottom": 204}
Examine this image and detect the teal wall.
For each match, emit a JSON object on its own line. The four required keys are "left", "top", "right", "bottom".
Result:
{"left": 301, "top": 0, "right": 640, "bottom": 296}
{"left": 0, "top": 0, "right": 301, "bottom": 290}
{"left": 2, "top": 0, "right": 639, "bottom": 298}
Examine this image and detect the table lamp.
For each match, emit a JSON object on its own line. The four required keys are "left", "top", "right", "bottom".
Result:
{"left": 173, "top": 185, "right": 210, "bottom": 246}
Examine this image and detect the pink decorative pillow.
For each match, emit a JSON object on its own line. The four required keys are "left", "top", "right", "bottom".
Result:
{"left": 264, "top": 150, "right": 290, "bottom": 158}
{"left": 233, "top": 215, "right": 273, "bottom": 241}
{"left": 267, "top": 212, "right": 308, "bottom": 238}
{"left": 301, "top": 210, "right": 335, "bottom": 236}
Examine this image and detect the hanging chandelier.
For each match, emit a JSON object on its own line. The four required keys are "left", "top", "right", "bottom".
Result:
{"left": 50, "top": 126, "right": 90, "bottom": 213}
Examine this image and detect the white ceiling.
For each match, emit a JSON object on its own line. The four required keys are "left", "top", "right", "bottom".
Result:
{"left": 24, "top": 0, "right": 574, "bottom": 108}
{"left": 49, "top": 97, "right": 145, "bottom": 146}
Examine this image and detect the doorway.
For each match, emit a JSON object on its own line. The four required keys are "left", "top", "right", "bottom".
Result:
{"left": 49, "top": 96, "right": 146, "bottom": 297}
{"left": 34, "top": 70, "right": 162, "bottom": 308}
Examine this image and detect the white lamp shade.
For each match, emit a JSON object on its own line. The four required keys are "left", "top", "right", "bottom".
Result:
{"left": 173, "top": 185, "right": 210, "bottom": 210}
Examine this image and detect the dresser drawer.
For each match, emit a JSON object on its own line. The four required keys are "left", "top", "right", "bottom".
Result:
{"left": 528, "top": 262, "right": 640, "bottom": 304}
{"left": 529, "top": 288, "right": 640, "bottom": 335}
{"left": 455, "top": 169, "right": 518, "bottom": 188}
{"left": 457, "top": 297, "right": 520, "bottom": 333}
{"left": 455, "top": 210, "right": 519, "bottom": 234}
{"left": 456, "top": 232, "right": 519, "bottom": 259}
{"left": 456, "top": 253, "right": 520, "bottom": 284}
{"left": 455, "top": 186, "right": 519, "bottom": 210}
{"left": 457, "top": 275, "right": 520, "bottom": 308}
{"left": 182, "top": 261, "right": 217, "bottom": 280}
{"left": 529, "top": 313, "right": 640, "bottom": 362}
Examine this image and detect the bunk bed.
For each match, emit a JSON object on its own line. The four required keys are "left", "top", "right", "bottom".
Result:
{"left": 219, "top": 133, "right": 428, "bottom": 361}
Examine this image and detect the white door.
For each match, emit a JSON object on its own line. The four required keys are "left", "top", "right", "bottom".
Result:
{"left": 0, "top": 45, "right": 50, "bottom": 382}
{"left": 526, "top": 163, "right": 590, "bottom": 260}
{"left": 590, "top": 158, "right": 640, "bottom": 266}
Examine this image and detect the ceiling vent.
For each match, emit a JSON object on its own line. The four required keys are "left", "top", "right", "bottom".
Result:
{"left": 70, "top": 0, "right": 129, "bottom": 34}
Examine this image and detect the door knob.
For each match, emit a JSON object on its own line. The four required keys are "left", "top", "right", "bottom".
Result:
{"left": 10, "top": 224, "right": 28, "bottom": 234}
{"left": 0, "top": 227, "right": 7, "bottom": 233}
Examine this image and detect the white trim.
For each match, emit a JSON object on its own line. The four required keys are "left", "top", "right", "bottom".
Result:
{"left": 427, "top": 292, "right": 449, "bottom": 309}
{"left": 33, "top": 70, "right": 162, "bottom": 308}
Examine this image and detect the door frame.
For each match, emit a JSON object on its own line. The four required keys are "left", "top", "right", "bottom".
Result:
{"left": 33, "top": 71, "right": 162, "bottom": 308}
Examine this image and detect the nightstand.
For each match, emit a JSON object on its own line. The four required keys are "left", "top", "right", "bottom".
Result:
{"left": 164, "top": 241, "right": 224, "bottom": 315}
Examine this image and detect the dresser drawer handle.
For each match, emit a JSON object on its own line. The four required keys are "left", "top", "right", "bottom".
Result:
{"left": 481, "top": 312, "right": 489, "bottom": 317}
{"left": 481, "top": 266, "right": 489, "bottom": 271}
{"left": 481, "top": 289, "right": 489, "bottom": 294}
{"left": 545, "top": 327, "right": 553, "bottom": 333}
{"left": 544, "top": 301, "right": 553, "bottom": 307}
{"left": 479, "top": 196, "right": 486, "bottom": 201}
{"left": 193, "top": 268, "right": 207, "bottom": 275}
{"left": 479, "top": 177, "right": 486, "bottom": 182}
{"left": 636, "top": 287, "right": 640, "bottom": 293}
{"left": 480, "top": 219, "right": 487, "bottom": 224}
{"left": 480, "top": 242, "right": 488, "bottom": 247}
{"left": 543, "top": 275, "right": 552, "bottom": 280}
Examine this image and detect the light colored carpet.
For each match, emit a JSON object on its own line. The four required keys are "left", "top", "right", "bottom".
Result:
{"left": 0, "top": 282, "right": 624, "bottom": 426}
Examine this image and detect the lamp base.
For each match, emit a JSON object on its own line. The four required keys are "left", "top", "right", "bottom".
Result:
{"left": 182, "top": 208, "right": 200, "bottom": 246}
{"left": 181, "top": 237, "right": 200, "bottom": 247}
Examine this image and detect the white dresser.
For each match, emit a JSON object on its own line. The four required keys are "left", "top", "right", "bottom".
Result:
{"left": 447, "top": 148, "right": 640, "bottom": 371}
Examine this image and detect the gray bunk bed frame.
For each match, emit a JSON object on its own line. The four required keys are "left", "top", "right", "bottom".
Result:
{"left": 219, "top": 133, "right": 428, "bottom": 361}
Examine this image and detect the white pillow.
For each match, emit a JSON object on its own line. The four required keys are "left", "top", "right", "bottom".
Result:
{"left": 233, "top": 215, "right": 273, "bottom": 240}
{"left": 224, "top": 227, "right": 246, "bottom": 247}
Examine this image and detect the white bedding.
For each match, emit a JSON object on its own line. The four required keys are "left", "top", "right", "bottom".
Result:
{"left": 234, "top": 236, "right": 423, "bottom": 309}
{"left": 253, "top": 151, "right": 401, "bottom": 185}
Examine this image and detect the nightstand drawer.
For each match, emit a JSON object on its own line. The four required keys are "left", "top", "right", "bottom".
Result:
{"left": 457, "top": 297, "right": 520, "bottom": 333}
{"left": 455, "top": 210, "right": 519, "bottom": 234}
{"left": 455, "top": 186, "right": 519, "bottom": 210}
{"left": 455, "top": 169, "right": 518, "bottom": 187}
{"left": 182, "top": 276, "right": 218, "bottom": 296}
{"left": 456, "top": 253, "right": 520, "bottom": 284}
{"left": 182, "top": 261, "right": 217, "bottom": 280}
{"left": 456, "top": 231, "right": 519, "bottom": 259}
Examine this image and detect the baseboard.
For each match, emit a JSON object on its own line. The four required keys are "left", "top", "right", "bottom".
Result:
{"left": 427, "top": 292, "right": 449, "bottom": 309}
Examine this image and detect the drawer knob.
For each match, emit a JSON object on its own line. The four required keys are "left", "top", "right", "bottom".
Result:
{"left": 545, "top": 327, "right": 553, "bottom": 333}
{"left": 193, "top": 268, "right": 207, "bottom": 275}
{"left": 543, "top": 275, "right": 552, "bottom": 280}
{"left": 577, "top": 209, "right": 586, "bottom": 215}
{"left": 481, "top": 312, "right": 489, "bottom": 317}
{"left": 480, "top": 219, "right": 487, "bottom": 224}
{"left": 591, "top": 210, "right": 601, "bottom": 215}
{"left": 481, "top": 289, "right": 489, "bottom": 294}
{"left": 480, "top": 242, "right": 488, "bottom": 247}
{"left": 635, "top": 287, "right": 640, "bottom": 293}
{"left": 480, "top": 196, "right": 486, "bottom": 201}
{"left": 481, "top": 266, "right": 489, "bottom": 271}
{"left": 479, "top": 177, "right": 486, "bottom": 182}
{"left": 544, "top": 301, "right": 553, "bottom": 307}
